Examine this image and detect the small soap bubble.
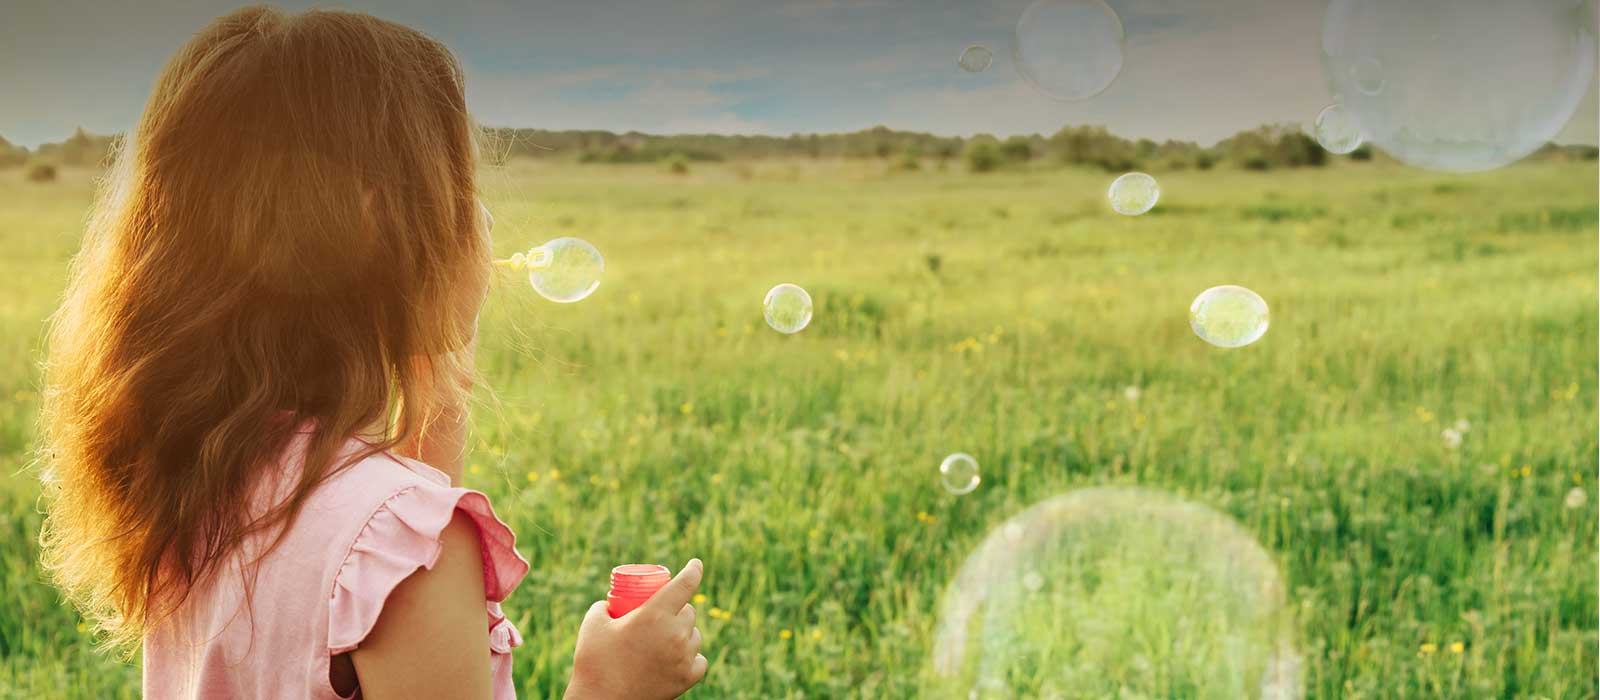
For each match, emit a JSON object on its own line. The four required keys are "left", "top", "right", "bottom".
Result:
{"left": 1349, "top": 56, "right": 1386, "bottom": 95}
{"left": 1190, "top": 285, "right": 1270, "bottom": 348}
{"left": 931, "top": 487, "right": 1301, "bottom": 698}
{"left": 1013, "top": 0, "right": 1125, "bottom": 100}
{"left": 1314, "top": 104, "right": 1363, "bottom": 155}
{"left": 940, "top": 453, "right": 981, "bottom": 495}
{"left": 1021, "top": 571, "right": 1045, "bottom": 592}
{"left": 763, "top": 283, "right": 813, "bottom": 334}
{"left": 527, "top": 237, "right": 603, "bottom": 303}
{"left": 1107, "top": 172, "right": 1159, "bottom": 216}
{"left": 959, "top": 44, "right": 994, "bottom": 72}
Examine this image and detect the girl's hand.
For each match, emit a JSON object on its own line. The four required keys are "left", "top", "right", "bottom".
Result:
{"left": 565, "top": 559, "right": 708, "bottom": 700}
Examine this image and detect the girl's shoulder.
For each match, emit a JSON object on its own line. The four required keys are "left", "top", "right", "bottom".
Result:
{"left": 305, "top": 440, "right": 455, "bottom": 510}
{"left": 303, "top": 442, "right": 529, "bottom": 655}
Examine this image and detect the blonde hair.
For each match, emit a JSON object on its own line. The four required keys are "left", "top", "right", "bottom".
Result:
{"left": 37, "top": 5, "right": 487, "bottom": 652}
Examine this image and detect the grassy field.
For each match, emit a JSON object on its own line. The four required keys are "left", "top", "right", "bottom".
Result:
{"left": 0, "top": 157, "right": 1595, "bottom": 698}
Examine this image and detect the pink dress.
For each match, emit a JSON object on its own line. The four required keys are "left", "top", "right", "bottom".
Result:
{"left": 143, "top": 433, "right": 529, "bottom": 699}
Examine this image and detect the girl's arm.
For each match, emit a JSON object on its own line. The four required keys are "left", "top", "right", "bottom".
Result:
{"left": 350, "top": 510, "right": 493, "bottom": 699}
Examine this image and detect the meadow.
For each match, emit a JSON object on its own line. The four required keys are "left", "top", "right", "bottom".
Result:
{"left": 0, "top": 157, "right": 1595, "bottom": 698}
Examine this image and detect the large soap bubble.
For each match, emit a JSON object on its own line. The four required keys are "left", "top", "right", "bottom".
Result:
{"left": 527, "top": 237, "right": 603, "bottom": 303}
{"left": 931, "top": 487, "right": 1300, "bottom": 699}
{"left": 1012, "top": 0, "right": 1125, "bottom": 101}
{"left": 1321, "top": 0, "right": 1596, "bottom": 172}
{"left": 495, "top": 237, "right": 604, "bottom": 303}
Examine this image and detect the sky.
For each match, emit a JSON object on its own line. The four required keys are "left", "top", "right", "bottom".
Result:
{"left": 1, "top": 0, "right": 1595, "bottom": 149}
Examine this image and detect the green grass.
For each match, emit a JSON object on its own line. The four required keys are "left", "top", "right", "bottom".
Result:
{"left": 0, "top": 158, "right": 1595, "bottom": 698}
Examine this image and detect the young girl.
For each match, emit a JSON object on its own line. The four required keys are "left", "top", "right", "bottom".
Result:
{"left": 37, "top": 7, "right": 706, "bottom": 699}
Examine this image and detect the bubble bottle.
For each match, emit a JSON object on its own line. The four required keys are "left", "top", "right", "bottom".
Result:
{"left": 606, "top": 564, "right": 671, "bottom": 618}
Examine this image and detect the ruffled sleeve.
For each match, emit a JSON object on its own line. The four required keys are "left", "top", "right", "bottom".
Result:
{"left": 327, "top": 483, "right": 531, "bottom": 654}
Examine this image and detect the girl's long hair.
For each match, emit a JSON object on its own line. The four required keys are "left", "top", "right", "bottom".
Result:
{"left": 37, "top": 6, "right": 487, "bottom": 652}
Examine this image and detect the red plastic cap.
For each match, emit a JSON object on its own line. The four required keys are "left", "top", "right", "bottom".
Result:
{"left": 607, "top": 564, "right": 671, "bottom": 618}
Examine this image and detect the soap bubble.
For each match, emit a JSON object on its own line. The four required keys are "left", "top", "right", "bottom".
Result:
{"left": 1322, "top": 0, "right": 1596, "bottom": 172}
{"left": 1012, "top": 0, "right": 1125, "bottom": 100}
{"left": 958, "top": 45, "right": 994, "bottom": 73}
{"left": 762, "top": 283, "right": 813, "bottom": 334}
{"left": 1313, "top": 104, "right": 1363, "bottom": 155}
{"left": 931, "top": 487, "right": 1301, "bottom": 700}
{"left": 939, "top": 453, "right": 981, "bottom": 495}
{"left": 527, "top": 237, "right": 603, "bottom": 303}
{"left": 1349, "top": 56, "right": 1386, "bottom": 96}
{"left": 1190, "top": 285, "right": 1270, "bottom": 348}
{"left": 1107, "top": 172, "right": 1159, "bottom": 216}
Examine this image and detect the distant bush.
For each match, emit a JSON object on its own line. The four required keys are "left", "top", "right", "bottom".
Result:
{"left": 33, "top": 127, "right": 114, "bottom": 168}
{"left": 1049, "top": 125, "right": 1136, "bottom": 172}
{"left": 27, "top": 163, "right": 57, "bottom": 183}
{"left": 964, "top": 141, "right": 1000, "bottom": 173}
{"left": 663, "top": 152, "right": 690, "bottom": 175}
{"left": 998, "top": 136, "right": 1033, "bottom": 164}
{"left": 1219, "top": 125, "right": 1329, "bottom": 170}
{"left": 1347, "top": 144, "right": 1374, "bottom": 161}
{"left": 0, "top": 136, "right": 27, "bottom": 169}
{"left": 893, "top": 152, "right": 921, "bottom": 171}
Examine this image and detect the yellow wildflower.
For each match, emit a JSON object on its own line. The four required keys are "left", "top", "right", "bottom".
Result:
{"left": 608, "top": 479, "right": 621, "bottom": 490}
{"left": 810, "top": 629, "right": 823, "bottom": 641}
{"left": 1449, "top": 642, "right": 1464, "bottom": 654}
{"left": 692, "top": 594, "right": 707, "bottom": 605}
{"left": 779, "top": 629, "right": 793, "bottom": 640}
{"left": 469, "top": 464, "right": 482, "bottom": 475}
{"left": 1419, "top": 642, "right": 1437, "bottom": 655}
{"left": 710, "top": 473, "right": 723, "bottom": 485}
{"left": 526, "top": 471, "right": 539, "bottom": 483}
{"left": 680, "top": 402, "right": 694, "bottom": 415}
{"left": 589, "top": 475, "right": 603, "bottom": 486}
{"left": 549, "top": 469, "right": 561, "bottom": 480}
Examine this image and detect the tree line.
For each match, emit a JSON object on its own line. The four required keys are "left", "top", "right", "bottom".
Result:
{"left": 5, "top": 124, "right": 1596, "bottom": 177}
